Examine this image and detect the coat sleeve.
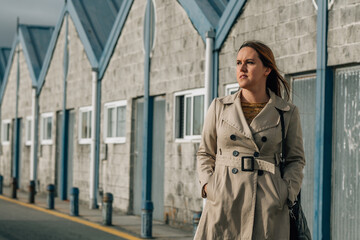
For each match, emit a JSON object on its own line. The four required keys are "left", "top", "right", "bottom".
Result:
{"left": 283, "top": 106, "right": 306, "bottom": 204}
{"left": 197, "top": 99, "right": 218, "bottom": 198}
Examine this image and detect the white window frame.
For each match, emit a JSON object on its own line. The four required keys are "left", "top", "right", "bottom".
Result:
{"left": 225, "top": 83, "right": 239, "bottom": 96}
{"left": 25, "top": 116, "right": 32, "bottom": 146}
{"left": 1, "top": 119, "right": 11, "bottom": 145}
{"left": 78, "top": 106, "right": 92, "bottom": 145}
{"left": 174, "top": 88, "right": 205, "bottom": 142}
{"left": 104, "top": 100, "right": 127, "bottom": 144}
{"left": 40, "top": 112, "right": 53, "bottom": 145}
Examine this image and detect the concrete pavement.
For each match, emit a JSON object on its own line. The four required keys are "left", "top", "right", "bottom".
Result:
{"left": 0, "top": 186, "right": 193, "bottom": 240}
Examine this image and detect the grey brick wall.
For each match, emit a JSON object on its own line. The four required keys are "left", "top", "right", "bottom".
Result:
{"left": 328, "top": 0, "right": 360, "bottom": 66}
{"left": 100, "top": 0, "right": 146, "bottom": 212}
{"left": 0, "top": 53, "right": 16, "bottom": 187}
{"left": 218, "top": 0, "right": 317, "bottom": 96}
{"left": 39, "top": 16, "right": 93, "bottom": 202}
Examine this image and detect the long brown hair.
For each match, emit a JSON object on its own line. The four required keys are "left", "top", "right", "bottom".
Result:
{"left": 239, "top": 41, "right": 290, "bottom": 99}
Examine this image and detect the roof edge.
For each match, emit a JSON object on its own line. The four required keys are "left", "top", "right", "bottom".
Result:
{"left": 0, "top": 38, "right": 18, "bottom": 105}
{"left": 67, "top": 0, "right": 99, "bottom": 68}
{"left": 98, "top": 0, "right": 134, "bottom": 80}
{"left": 177, "top": 0, "right": 213, "bottom": 43}
{"left": 215, "top": 0, "right": 247, "bottom": 50}
{"left": 37, "top": 5, "right": 67, "bottom": 96}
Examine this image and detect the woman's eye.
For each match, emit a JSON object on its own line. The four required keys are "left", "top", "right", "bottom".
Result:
{"left": 247, "top": 61, "right": 254, "bottom": 64}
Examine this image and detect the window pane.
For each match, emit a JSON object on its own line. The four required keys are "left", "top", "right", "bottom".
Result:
{"left": 292, "top": 76, "right": 316, "bottom": 235}
{"left": 175, "top": 96, "right": 184, "bottom": 138}
{"left": 107, "top": 108, "right": 114, "bottom": 138}
{"left": 46, "top": 117, "right": 52, "bottom": 140}
{"left": 332, "top": 67, "right": 360, "bottom": 239}
{"left": 185, "top": 97, "right": 191, "bottom": 136}
{"left": 82, "top": 112, "right": 87, "bottom": 139}
{"left": 42, "top": 118, "right": 47, "bottom": 140}
{"left": 88, "top": 111, "right": 92, "bottom": 139}
{"left": 193, "top": 95, "right": 204, "bottom": 135}
{"left": 116, "top": 106, "right": 126, "bottom": 137}
{"left": 27, "top": 119, "right": 32, "bottom": 142}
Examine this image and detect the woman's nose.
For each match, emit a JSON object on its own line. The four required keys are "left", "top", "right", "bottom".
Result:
{"left": 240, "top": 63, "right": 247, "bottom": 72}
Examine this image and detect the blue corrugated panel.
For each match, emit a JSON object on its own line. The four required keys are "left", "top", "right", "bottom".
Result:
{"left": 0, "top": 47, "right": 11, "bottom": 82}
{"left": 19, "top": 25, "right": 54, "bottom": 79}
{"left": 194, "top": 0, "right": 230, "bottom": 27}
{"left": 71, "top": 0, "right": 125, "bottom": 60}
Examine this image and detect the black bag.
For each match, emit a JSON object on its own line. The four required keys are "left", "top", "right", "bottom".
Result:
{"left": 277, "top": 109, "right": 312, "bottom": 240}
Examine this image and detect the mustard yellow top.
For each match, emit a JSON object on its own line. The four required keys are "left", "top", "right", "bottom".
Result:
{"left": 241, "top": 102, "right": 267, "bottom": 125}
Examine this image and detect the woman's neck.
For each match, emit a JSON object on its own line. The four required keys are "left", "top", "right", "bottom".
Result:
{"left": 240, "top": 89, "right": 269, "bottom": 103}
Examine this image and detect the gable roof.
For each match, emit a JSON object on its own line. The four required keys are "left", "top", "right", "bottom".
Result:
{"left": 37, "top": 0, "right": 133, "bottom": 95}
{"left": 0, "top": 47, "right": 11, "bottom": 83}
{"left": 0, "top": 24, "right": 54, "bottom": 104}
{"left": 19, "top": 25, "right": 54, "bottom": 83}
{"left": 178, "top": 0, "right": 247, "bottom": 49}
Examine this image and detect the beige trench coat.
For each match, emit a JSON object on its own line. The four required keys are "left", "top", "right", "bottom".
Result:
{"left": 195, "top": 89, "right": 305, "bottom": 240}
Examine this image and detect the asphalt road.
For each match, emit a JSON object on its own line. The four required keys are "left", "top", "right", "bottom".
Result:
{"left": 0, "top": 198, "right": 126, "bottom": 240}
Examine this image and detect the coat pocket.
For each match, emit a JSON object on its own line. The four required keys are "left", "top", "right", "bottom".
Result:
{"left": 269, "top": 173, "right": 288, "bottom": 208}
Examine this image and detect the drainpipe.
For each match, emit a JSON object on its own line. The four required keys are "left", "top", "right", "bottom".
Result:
{"left": 13, "top": 43, "right": 20, "bottom": 183}
{"left": 30, "top": 88, "right": 38, "bottom": 181}
{"left": 60, "top": 13, "right": 69, "bottom": 200}
{"left": 204, "top": 30, "right": 215, "bottom": 114}
{"left": 90, "top": 68, "right": 99, "bottom": 209}
{"left": 141, "top": 0, "right": 153, "bottom": 237}
{"left": 313, "top": 0, "right": 332, "bottom": 239}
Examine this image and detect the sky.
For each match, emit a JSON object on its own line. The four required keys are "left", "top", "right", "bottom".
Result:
{"left": 0, "top": 0, "right": 64, "bottom": 47}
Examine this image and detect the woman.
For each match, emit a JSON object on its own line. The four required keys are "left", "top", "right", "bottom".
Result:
{"left": 195, "top": 41, "right": 305, "bottom": 239}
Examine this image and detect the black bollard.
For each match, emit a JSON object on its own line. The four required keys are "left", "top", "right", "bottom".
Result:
{"left": 193, "top": 211, "right": 202, "bottom": 236}
{"left": 47, "top": 184, "right": 55, "bottom": 209}
{"left": 70, "top": 187, "right": 79, "bottom": 216}
{"left": 102, "top": 193, "right": 113, "bottom": 226}
{"left": 0, "top": 175, "right": 3, "bottom": 195}
{"left": 28, "top": 180, "right": 36, "bottom": 203}
{"left": 11, "top": 177, "right": 17, "bottom": 199}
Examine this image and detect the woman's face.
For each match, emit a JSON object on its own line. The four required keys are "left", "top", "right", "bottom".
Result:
{"left": 236, "top": 47, "right": 271, "bottom": 92}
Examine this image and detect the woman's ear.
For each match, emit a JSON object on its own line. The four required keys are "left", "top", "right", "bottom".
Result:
{"left": 265, "top": 68, "right": 272, "bottom": 76}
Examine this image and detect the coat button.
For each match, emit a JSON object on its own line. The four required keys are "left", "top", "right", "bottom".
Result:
{"left": 258, "top": 170, "right": 264, "bottom": 176}
{"left": 261, "top": 136, "right": 267, "bottom": 142}
{"left": 230, "top": 134, "right": 236, "bottom": 141}
{"left": 232, "top": 168, "right": 238, "bottom": 174}
{"left": 254, "top": 151, "right": 260, "bottom": 157}
{"left": 233, "top": 150, "right": 239, "bottom": 157}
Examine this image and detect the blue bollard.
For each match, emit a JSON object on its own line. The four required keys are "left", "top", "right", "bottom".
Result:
{"left": 0, "top": 175, "right": 3, "bottom": 195}
{"left": 193, "top": 211, "right": 202, "bottom": 236}
{"left": 70, "top": 187, "right": 79, "bottom": 216}
{"left": 47, "top": 184, "right": 55, "bottom": 209}
{"left": 102, "top": 193, "right": 113, "bottom": 225}
{"left": 28, "top": 180, "right": 36, "bottom": 203}
{"left": 11, "top": 177, "right": 17, "bottom": 199}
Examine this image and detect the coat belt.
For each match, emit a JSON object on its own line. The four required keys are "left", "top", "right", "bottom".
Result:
{"left": 215, "top": 154, "right": 280, "bottom": 174}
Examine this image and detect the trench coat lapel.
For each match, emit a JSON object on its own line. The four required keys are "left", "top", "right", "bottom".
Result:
{"left": 250, "top": 90, "right": 290, "bottom": 134}
{"left": 220, "top": 91, "right": 255, "bottom": 142}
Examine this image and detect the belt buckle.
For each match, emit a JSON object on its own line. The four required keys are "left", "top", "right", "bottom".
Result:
{"left": 241, "top": 156, "right": 254, "bottom": 172}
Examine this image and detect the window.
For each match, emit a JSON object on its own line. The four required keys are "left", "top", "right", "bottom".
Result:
{"left": 225, "top": 83, "right": 239, "bottom": 96}
{"left": 25, "top": 116, "right": 32, "bottom": 146}
{"left": 291, "top": 74, "right": 316, "bottom": 235}
{"left": 1, "top": 120, "right": 10, "bottom": 144}
{"left": 41, "top": 112, "right": 53, "bottom": 145}
{"left": 79, "top": 107, "right": 92, "bottom": 144}
{"left": 104, "top": 100, "right": 127, "bottom": 143}
{"left": 174, "top": 88, "right": 205, "bottom": 140}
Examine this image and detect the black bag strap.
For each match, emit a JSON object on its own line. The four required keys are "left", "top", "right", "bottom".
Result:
{"left": 276, "top": 108, "right": 286, "bottom": 178}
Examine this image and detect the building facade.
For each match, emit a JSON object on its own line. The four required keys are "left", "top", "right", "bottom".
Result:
{"left": 0, "top": 0, "right": 359, "bottom": 238}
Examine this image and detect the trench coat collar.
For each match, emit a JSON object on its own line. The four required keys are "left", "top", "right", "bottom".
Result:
{"left": 220, "top": 89, "right": 291, "bottom": 139}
